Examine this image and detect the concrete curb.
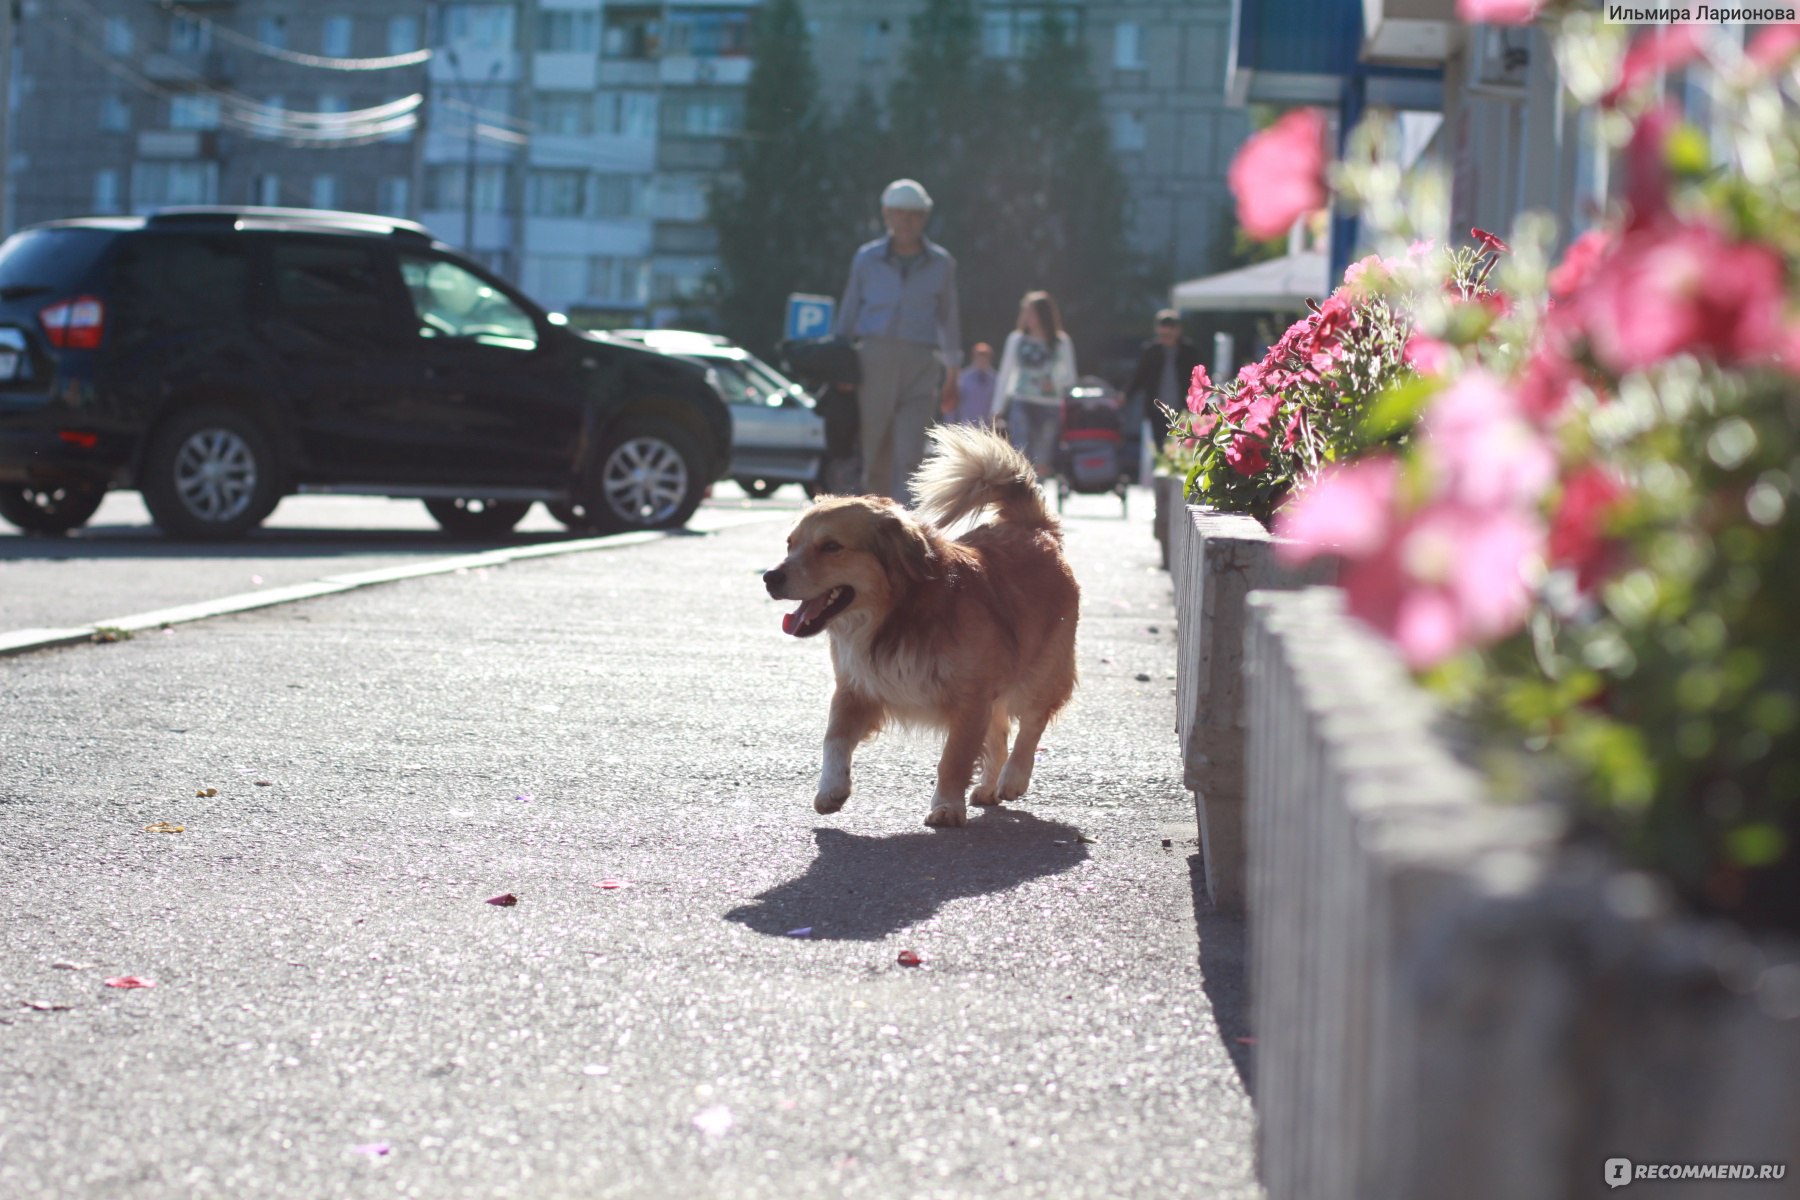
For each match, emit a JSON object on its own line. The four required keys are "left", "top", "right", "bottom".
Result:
{"left": 0, "top": 528, "right": 678, "bottom": 658}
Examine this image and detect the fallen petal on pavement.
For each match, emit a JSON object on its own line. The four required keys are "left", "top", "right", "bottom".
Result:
{"left": 486, "top": 893, "right": 518, "bottom": 907}
{"left": 785, "top": 927, "right": 812, "bottom": 938}
{"left": 897, "top": 950, "right": 922, "bottom": 967}
{"left": 104, "top": 977, "right": 156, "bottom": 989}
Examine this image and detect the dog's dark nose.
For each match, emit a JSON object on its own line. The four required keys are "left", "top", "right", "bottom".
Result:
{"left": 763, "top": 567, "right": 786, "bottom": 594}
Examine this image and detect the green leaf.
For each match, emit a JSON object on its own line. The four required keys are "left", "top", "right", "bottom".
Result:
{"left": 1360, "top": 375, "right": 1441, "bottom": 443}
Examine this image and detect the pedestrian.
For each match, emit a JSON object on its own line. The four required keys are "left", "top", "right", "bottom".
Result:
{"left": 992, "top": 290, "right": 1076, "bottom": 477}
{"left": 1126, "top": 308, "right": 1203, "bottom": 452}
{"left": 947, "top": 342, "right": 996, "bottom": 425}
{"left": 834, "top": 178, "right": 962, "bottom": 501}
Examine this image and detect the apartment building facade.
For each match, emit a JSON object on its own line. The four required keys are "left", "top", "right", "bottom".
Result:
{"left": 10, "top": 1, "right": 1243, "bottom": 327}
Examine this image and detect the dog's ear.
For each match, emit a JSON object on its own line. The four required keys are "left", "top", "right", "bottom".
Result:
{"left": 873, "top": 506, "right": 936, "bottom": 588}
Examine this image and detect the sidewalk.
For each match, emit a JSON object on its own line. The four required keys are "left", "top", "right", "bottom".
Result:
{"left": 0, "top": 489, "right": 1259, "bottom": 1199}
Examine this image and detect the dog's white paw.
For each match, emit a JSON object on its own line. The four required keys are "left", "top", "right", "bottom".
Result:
{"left": 814, "top": 784, "right": 850, "bottom": 814}
{"left": 970, "top": 783, "right": 1002, "bottom": 807}
{"left": 996, "top": 761, "right": 1033, "bottom": 802}
{"left": 923, "top": 802, "right": 967, "bottom": 827}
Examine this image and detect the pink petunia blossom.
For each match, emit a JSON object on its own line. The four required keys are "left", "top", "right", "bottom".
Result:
{"left": 1603, "top": 25, "right": 1708, "bottom": 109}
{"left": 1547, "top": 230, "right": 1612, "bottom": 301}
{"left": 1186, "top": 364, "right": 1213, "bottom": 414}
{"left": 1457, "top": 0, "right": 1540, "bottom": 24}
{"left": 1228, "top": 108, "right": 1329, "bottom": 241}
{"left": 1274, "top": 457, "right": 1401, "bottom": 561}
{"left": 1423, "top": 370, "right": 1558, "bottom": 508}
{"left": 1471, "top": 227, "right": 1511, "bottom": 256}
{"left": 1276, "top": 460, "right": 1544, "bottom": 668}
{"left": 1580, "top": 223, "right": 1789, "bottom": 373}
{"left": 1224, "top": 432, "right": 1270, "bottom": 476}
{"left": 1547, "top": 467, "right": 1629, "bottom": 593}
{"left": 1402, "top": 335, "right": 1451, "bottom": 375}
{"left": 1747, "top": 22, "right": 1800, "bottom": 73}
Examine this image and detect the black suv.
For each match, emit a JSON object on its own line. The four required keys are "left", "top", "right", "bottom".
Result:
{"left": 0, "top": 207, "right": 731, "bottom": 538}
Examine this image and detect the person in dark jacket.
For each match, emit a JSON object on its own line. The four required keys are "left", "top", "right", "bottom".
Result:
{"left": 1126, "top": 309, "right": 1204, "bottom": 449}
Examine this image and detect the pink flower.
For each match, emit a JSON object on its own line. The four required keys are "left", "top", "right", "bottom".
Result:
{"left": 1228, "top": 108, "right": 1329, "bottom": 240}
{"left": 1547, "top": 230, "right": 1612, "bottom": 300}
{"left": 1239, "top": 391, "right": 1281, "bottom": 437}
{"left": 1276, "top": 459, "right": 1543, "bottom": 668}
{"left": 1516, "top": 347, "right": 1580, "bottom": 425}
{"left": 1604, "top": 25, "right": 1707, "bottom": 109}
{"left": 1623, "top": 106, "right": 1679, "bottom": 233}
{"left": 1548, "top": 467, "right": 1628, "bottom": 593}
{"left": 1342, "top": 254, "right": 1387, "bottom": 295}
{"left": 1276, "top": 457, "right": 1401, "bottom": 560}
{"left": 1423, "top": 371, "right": 1557, "bottom": 508}
{"left": 1457, "top": 0, "right": 1540, "bottom": 24}
{"left": 1185, "top": 364, "right": 1213, "bottom": 414}
{"left": 1747, "top": 22, "right": 1800, "bottom": 73}
{"left": 1192, "top": 413, "right": 1219, "bottom": 438}
{"left": 1402, "top": 335, "right": 1450, "bottom": 376}
{"left": 1580, "top": 223, "right": 1789, "bottom": 373}
{"left": 1471, "top": 227, "right": 1510, "bottom": 256}
{"left": 1225, "top": 432, "right": 1270, "bottom": 476}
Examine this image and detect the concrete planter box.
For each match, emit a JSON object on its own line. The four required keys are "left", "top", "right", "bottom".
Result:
{"left": 1243, "top": 587, "right": 1800, "bottom": 1200}
{"left": 1169, "top": 504, "right": 1333, "bottom": 911}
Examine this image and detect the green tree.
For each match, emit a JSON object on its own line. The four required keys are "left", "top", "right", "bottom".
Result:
{"left": 708, "top": 0, "right": 840, "bottom": 357}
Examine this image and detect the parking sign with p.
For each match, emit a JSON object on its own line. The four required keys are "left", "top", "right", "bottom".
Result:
{"left": 785, "top": 293, "right": 835, "bottom": 342}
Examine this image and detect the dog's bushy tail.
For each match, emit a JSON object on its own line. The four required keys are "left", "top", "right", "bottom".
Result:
{"left": 910, "top": 424, "right": 1057, "bottom": 533}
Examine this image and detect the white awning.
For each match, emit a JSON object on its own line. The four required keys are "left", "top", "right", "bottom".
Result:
{"left": 1170, "top": 252, "right": 1330, "bottom": 313}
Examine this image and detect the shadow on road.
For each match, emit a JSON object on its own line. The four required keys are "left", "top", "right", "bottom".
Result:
{"left": 0, "top": 525, "right": 580, "bottom": 562}
{"left": 1189, "top": 853, "right": 1256, "bottom": 1096}
{"left": 724, "top": 808, "right": 1089, "bottom": 941}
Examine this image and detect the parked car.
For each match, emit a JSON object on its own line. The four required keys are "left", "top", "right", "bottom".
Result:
{"left": 606, "top": 328, "right": 824, "bottom": 498}
{"left": 0, "top": 207, "right": 732, "bottom": 538}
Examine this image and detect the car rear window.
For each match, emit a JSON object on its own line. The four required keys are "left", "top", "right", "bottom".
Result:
{"left": 0, "top": 227, "right": 118, "bottom": 292}
{"left": 109, "top": 234, "right": 252, "bottom": 339}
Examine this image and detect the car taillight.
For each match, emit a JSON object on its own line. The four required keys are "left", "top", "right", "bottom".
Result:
{"left": 39, "top": 295, "right": 106, "bottom": 350}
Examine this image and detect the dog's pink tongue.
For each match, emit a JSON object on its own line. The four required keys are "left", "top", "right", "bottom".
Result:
{"left": 782, "top": 594, "right": 828, "bottom": 637}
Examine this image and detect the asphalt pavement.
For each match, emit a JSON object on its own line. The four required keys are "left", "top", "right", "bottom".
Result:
{"left": 0, "top": 486, "right": 1259, "bottom": 1200}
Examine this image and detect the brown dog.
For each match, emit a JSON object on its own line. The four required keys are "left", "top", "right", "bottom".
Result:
{"left": 763, "top": 424, "right": 1079, "bottom": 827}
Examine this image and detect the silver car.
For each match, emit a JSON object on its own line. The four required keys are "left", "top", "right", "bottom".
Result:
{"left": 608, "top": 329, "right": 824, "bottom": 498}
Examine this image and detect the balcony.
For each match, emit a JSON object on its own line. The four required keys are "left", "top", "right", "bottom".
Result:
{"left": 137, "top": 130, "right": 219, "bottom": 159}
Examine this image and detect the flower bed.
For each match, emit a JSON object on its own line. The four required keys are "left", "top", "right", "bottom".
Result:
{"left": 1245, "top": 587, "right": 1799, "bottom": 1200}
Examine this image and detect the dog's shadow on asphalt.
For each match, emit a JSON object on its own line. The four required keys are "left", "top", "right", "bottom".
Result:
{"left": 724, "top": 808, "right": 1088, "bottom": 941}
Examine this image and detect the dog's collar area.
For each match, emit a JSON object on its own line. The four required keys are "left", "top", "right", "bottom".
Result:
{"left": 783, "top": 586, "right": 855, "bottom": 638}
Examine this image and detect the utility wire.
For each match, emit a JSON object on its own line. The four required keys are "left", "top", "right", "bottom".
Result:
{"left": 152, "top": 0, "right": 434, "bottom": 71}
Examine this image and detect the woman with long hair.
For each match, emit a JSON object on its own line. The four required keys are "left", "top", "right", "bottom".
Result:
{"left": 992, "top": 290, "right": 1077, "bottom": 475}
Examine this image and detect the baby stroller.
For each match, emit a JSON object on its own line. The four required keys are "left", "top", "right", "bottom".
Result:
{"left": 1053, "top": 375, "right": 1131, "bottom": 515}
{"left": 778, "top": 336, "right": 862, "bottom": 496}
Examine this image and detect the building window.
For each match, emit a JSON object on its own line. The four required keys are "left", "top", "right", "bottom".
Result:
{"left": 425, "top": 164, "right": 508, "bottom": 213}
{"left": 662, "top": 95, "right": 742, "bottom": 137}
{"left": 169, "top": 15, "right": 210, "bottom": 54}
{"left": 252, "top": 172, "right": 281, "bottom": 206}
{"left": 103, "top": 17, "right": 133, "bottom": 56}
{"left": 590, "top": 174, "right": 647, "bottom": 218}
{"left": 322, "top": 16, "right": 353, "bottom": 58}
{"left": 169, "top": 94, "right": 221, "bottom": 130}
{"left": 1110, "top": 111, "right": 1146, "bottom": 153}
{"left": 590, "top": 256, "right": 648, "bottom": 304}
{"left": 532, "top": 92, "right": 592, "bottom": 136}
{"left": 652, "top": 175, "right": 708, "bottom": 222}
{"left": 595, "top": 91, "right": 657, "bottom": 138}
{"left": 256, "top": 17, "right": 286, "bottom": 51}
{"left": 94, "top": 169, "right": 122, "bottom": 214}
{"left": 312, "top": 174, "right": 339, "bottom": 210}
{"left": 527, "top": 168, "right": 588, "bottom": 217}
{"left": 538, "top": 10, "right": 599, "bottom": 53}
{"left": 981, "top": 5, "right": 1082, "bottom": 60}
{"left": 388, "top": 17, "right": 420, "bottom": 56}
{"left": 666, "top": 10, "right": 750, "bottom": 57}
{"left": 602, "top": 8, "right": 661, "bottom": 59}
{"left": 1113, "top": 21, "right": 1144, "bottom": 71}
{"left": 441, "top": 4, "right": 516, "bottom": 53}
{"left": 524, "top": 254, "right": 589, "bottom": 304}
{"left": 100, "top": 95, "right": 131, "bottom": 133}
{"left": 651, "top": 258, "right": 712, "bottom": 304}
{"left": 378, "top": 177, "right": 411, "bottom": 217}
{"left": 317, "top": 92, "right": 346, "bottom": 115}
{"left": 130, "top": 161, "right": 218, "bottom": 211}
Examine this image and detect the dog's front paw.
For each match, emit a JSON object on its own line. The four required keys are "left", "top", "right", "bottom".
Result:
{"left": 996, "top": 761, "right": 1033, "bottom": 802}
{"left": 969, "top": 783, "right": 1002, "bottom": 806}
{"left": 814, "top": 784, "right": 850, "bottom": 815}
{"left": 923, "top": 803, "right": 967, "bottom": 827}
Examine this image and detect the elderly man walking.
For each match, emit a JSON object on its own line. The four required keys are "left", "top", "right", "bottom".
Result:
{"left": 835, "top": 178, "right": 962, "bottom": 501}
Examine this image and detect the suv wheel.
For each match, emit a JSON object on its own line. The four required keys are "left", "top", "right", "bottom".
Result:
{"left": 586, "top": 421, "right": 705, "bottom": 532}
{"left": 423, "top": 498, "right": 531, "bottom": 538}
{"left": 0, "top": 483, "right": 106, "bottom": 535}
{"left": 140, "top": 408, "right": 279, "bottom": 540}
